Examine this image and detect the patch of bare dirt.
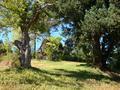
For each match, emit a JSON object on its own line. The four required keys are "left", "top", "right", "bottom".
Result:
{"left": 0, "top": 60, "right": 13, "bottom": 68}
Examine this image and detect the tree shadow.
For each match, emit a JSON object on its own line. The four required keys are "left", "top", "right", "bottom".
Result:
{"left": 76, "top": 63, "right": 120, "bottom": 82}
{"left": 76, "top": 63, "right": 93, "bottom": 68}
{"left": 1, "top": 66, "right": 120, "bottom": 89}
{"left": 23, "top": 67, "right": 84, "bottom": 88}
{"left": 53, "top": 69, "right": 120, "bottom": 83}
{"left": 2, "top": 67, "right": 83, "bottom": 88}
{"left": 29, "top": 67, "right": 120, "bottom": 83}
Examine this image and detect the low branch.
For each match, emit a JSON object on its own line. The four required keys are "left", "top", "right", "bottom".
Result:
{"left": 13, "top": 40, "right": 22, "bottom": 51}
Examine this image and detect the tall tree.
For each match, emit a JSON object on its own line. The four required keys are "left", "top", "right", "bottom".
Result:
{"left": 81, "top": 4, "right": 120, "bottom": 68}
{"left": 0, "top": 0, "right": 53, "bottom": 67}
{"left": 54, "top": 0, "right": 120, "bottom": 69}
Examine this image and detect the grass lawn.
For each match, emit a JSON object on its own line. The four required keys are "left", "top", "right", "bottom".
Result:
{"left": 0, "top": 60, "right": 120, "bottom": 90}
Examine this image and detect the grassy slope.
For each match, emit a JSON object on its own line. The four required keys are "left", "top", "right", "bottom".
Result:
{"left": 0, "top": 60, "right": 120, "bottom": 90}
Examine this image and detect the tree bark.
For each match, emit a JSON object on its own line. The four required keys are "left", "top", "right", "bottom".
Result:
{"left": 92, "top": 32, "right": 102, "bottom": 67}
{"left": 21, "top": 29, "right": 31, "bottom": 68}
{"left": 14, "top": 29, "right": 31, "bottom": 68}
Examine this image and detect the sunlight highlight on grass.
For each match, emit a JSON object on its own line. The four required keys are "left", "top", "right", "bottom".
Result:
{"left": 0, "top": 60, "right": 119, "bottom": 90}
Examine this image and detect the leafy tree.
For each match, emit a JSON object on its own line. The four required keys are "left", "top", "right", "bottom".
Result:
{"left": 0, "top": 0, "right": 54, "bottom": 67}
{"left": 81, "top": 4, "right": 120, "bottom": 68}
{"left": 53, "top": 0, "right": 120, "bottom": 70}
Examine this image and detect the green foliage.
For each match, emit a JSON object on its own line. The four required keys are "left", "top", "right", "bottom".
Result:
{"left": 0, "top": 41, "right": 6, "bottom": 54}
{"left": 82, "top": 5, "right": 118, "bottom": 39}
{"left": 81, "top": 4, "right": 120, "bottom": 39}
{"left": 44, "top": 36, "right": 62, "bottom": 60}
{"left": 55, "top": 0, "right": 90, "bottom": 24}
{"left": 11, "top": 28, "right": 22, "bottom": 41}
{"left": 82, "top": 6, "right": 108, "bottom": 33}
{"left": 0, "top": 0, "right": 53, "bottom": 31}
{"left": 0, "top": 41, "right": 12, "bottom": 56}
{"left": 110, "top": 0, "right": 120, "bottom": 8}
{"left": 80, "top": 4, "right": 120, "bottom": 68}
{"left": 0, "top": 0, "right": 24, "bottom": 28}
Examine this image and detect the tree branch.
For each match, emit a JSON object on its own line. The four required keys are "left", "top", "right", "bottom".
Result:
{"left": 26, "top": 3, "right": 53, "bottom": 29}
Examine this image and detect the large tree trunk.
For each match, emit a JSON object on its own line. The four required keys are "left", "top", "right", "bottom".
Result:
{"left": 21, "top": 29, "right": 31, "bottom": 68}
{"left": 92, "top": 31, "right": 111, "bottom": 69}
{"left": 92, "top": 32, "right": 102, "bottom": 67}
{"left": 14, "top": 29, "right": 31, "bottom": 68}
{"left": 23, "top": 30, "right": 31, "bottom": 67}
{"left": 93, "top": 43, "right": 102, "bottom": 68}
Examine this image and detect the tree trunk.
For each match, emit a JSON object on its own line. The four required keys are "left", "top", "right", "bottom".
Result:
{"left": 21, "top": 29, "right": 31, "bottom": 68}
{"left": 93, "top": 42, "right": 102, "bottom": 67}
{"left": 92, "top": 32, "right": 102, "bottom": 67}
{"left": 14, "top": 29, "right": 31, "bottom": 68}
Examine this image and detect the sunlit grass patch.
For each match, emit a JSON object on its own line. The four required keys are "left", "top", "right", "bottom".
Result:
{"left": 0, "top": 60, "right": 120, "bottom": 90}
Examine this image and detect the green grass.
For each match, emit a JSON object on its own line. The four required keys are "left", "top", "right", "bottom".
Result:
{"left": 0, "top": 60, "right": 120, "bottom": 90}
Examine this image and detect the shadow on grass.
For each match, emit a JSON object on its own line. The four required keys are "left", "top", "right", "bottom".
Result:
{"left": 56, "top": 69, "right": 112, "bottom": 81}
{"left": 2, "top": 67, "right": 83, "bottom": 88}
{"left": 29, "top": 67, "right": 120, "bottom": 83}
{"left": 76, "top": 63, "right": 95, "bottom": 68}
{"left": 1, "top": 66, "right": 120, "bottom": 88}
{"left": 18, "top": 64, "right": 120, "bottom": 84}
{"left": 76, "top": 63, "right": 120, "bottom": 82}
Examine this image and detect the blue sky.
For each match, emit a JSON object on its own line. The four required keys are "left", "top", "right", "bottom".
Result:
{"left": 0, "top": 30, "right": 12, "bottom": 42}
{"left": 0, "top": 23, "right": 73, "bottom": 51}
